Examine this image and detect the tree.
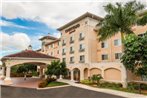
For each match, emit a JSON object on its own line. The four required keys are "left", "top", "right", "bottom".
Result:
{"left": 45, "top": 61, "right": 60, "bottom": 78}
{"left": 96, "top": 1, "right": 145, "bottom": 41}
{"left": 137, "top": 11, "right": 147, "bottom": 26}
{"left": 45, "top": 60, "right": 67, "bottom": 79}
{"left": 121, "top": 32, "right": 147, "bottom": 80}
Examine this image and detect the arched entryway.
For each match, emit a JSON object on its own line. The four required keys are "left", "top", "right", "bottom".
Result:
{"left": 104, "top": 68, "right": 121, "bottom": 81}
{"left": 84, "top": 68, "right": 88, "bottom": 79}
{"left": 90, "top": 68, "right": 101, "bottom": 77}
{"left": 73, "top": 68, "right": 80, "bottom": 81}
{"left": 1, "top": 49, "right": 59, "bottom": 85}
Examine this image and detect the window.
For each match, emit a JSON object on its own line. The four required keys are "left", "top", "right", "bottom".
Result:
{"left": 51, "top": 52, "right": 53, "bottom": 56}
{"left": 62, "top": 58, "right": 66, "bottom": 62}
{"left": 57, "top": 50, "right": 59, "bottom": 54}
{"left": 115, "top": 53, "right": 122, "bottom": 59}
{"left": 102, "top": 54, "right": 108, "bottom": 60}
{"left": 62, "top": 48, "right": 66, "bottom": 55}
{"left": 79, "top": 44, "right": 85, "bottom": 52}
{"left": 101, "top": 41, "right": 108, "bottom": 48}
{"left": 80, "top": 55, "right": 85, "bottom": 63}
{"left": 70, "top": 35, "right": 74, "bottom": 43}
{"left": 70, "top": 57, "right": 74, "bottom": 63}
{"left": 114, "top": 39, "right": 121, "bottom": 46}
{"left": 79, "top": 33, "right": 84, "bottom": 40}
{"left": 62, "top": 39, "right": 66, "bottom": 46}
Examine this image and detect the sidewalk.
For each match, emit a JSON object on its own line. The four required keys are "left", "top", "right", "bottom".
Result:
{"left": 58, "top": 79, "right": 147, "bottom": 98}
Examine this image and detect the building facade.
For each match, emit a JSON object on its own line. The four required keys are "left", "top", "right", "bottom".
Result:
{"left": 38, "top": 12, "right": 147, "bottom": 87}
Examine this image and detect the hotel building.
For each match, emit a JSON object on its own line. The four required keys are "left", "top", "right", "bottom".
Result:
{"left": 38, "top": 12, "right": 147, "bottom": 87}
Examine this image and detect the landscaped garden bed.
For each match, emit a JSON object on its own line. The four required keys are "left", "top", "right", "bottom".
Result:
{"left": 81, "top": 79, "right": 147, "bottom": 95}
{"left": 38, "top": 78, "right": 68, "bottom": 88}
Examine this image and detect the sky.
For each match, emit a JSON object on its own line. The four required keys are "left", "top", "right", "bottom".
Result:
{"left": 0, "top": 0, "right": 147, "bottom": 63}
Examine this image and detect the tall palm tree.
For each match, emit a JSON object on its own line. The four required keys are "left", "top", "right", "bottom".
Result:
{"left": 96, "top": 1, "right": 146, "bottom": 88}
{"left": 97, "top": 1, "right": 145, "bottom": 41}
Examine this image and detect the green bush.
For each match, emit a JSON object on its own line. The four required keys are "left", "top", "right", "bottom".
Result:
{"left": 81, "top": 79, "right": 93, "bottom": 85}
{"left": 99, "top": 82, "right": 122, "bottom": 88}
{"left": 46, "top": 78, "right": 57, "bottom": 83}
{"left": 128, "top": 82, "right": 147, "bottom": 90}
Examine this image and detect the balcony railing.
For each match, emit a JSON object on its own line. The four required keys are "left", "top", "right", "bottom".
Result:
{"left": 70, "top": 40, "right": 74, "bottom": 44}
{"left": 70, "top": 51, "right": 74, "bottom": 54}
{"left": 62, "top": 52, "right": 66, "bottom": 55}
{"left": 70, "top": 61, "right": 74, "bottom": 64}
{"left": 79, "top": 48, "right": 85, "bottom": 52}
{"left": 79, "top": 37, "right": 84, "bottom": 41}
{"left": 79, "top": 60, "right": 85, "bottom": 63}
{"left": 62, "top": 43, "right": 66, "bottom": 46}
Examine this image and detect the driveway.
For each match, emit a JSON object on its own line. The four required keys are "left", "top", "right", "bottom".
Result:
{"left": 0, "top": 77, "right": 42, "bottom": 88}
{"left": 1, "top": 85, "right": 124, "bottom": 98}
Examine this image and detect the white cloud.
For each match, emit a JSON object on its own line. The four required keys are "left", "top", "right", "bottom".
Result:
{"left": 1, "top": 0, "right": 146, "bottom": 29}
{"left": 0, "top": 32, "right": 31, "bottom": 51}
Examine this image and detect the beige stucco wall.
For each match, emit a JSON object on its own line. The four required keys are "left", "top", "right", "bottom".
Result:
{"left": 90, "top": 68, "right": 101, "bottom": 76}
{"left": 104, "top": 68, "right": 121, "bottom": 81}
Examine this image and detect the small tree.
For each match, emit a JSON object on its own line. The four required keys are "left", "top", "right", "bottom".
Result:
{"left": 91, "top": 74, "right": 103, "bottom": 85}
{"left": 121, "top": 32, "right": 147, "bottom": 80}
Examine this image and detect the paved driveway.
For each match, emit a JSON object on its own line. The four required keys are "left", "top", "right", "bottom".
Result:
{"left": 1, "top": 85, "right": 124, "bottom": 98}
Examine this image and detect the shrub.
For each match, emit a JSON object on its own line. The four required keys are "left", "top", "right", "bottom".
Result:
{"left": 38, "top": 80, "right": 48, "bottom": 88}
{"left": 46, "top": 78, "right": 56, "bottom": 83}
{"left": 81, "top": 79, "right": 93, "bottom": 85}
{"left": 99, "top": 82, "right": 122, "bottom": 88}
{"left": 128, "top": 82, "right": 147, "bottom": 90}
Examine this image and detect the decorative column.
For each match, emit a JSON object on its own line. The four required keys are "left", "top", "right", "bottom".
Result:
{"left": 80, "top": 69, "right": 84, "bottom": 81}
{"left": 4, "top": 66, "right": 12, "bottom": 85}
{"left": 0, "top": 67, "right": 5, "bottom": 79}
{"left": 39, "top": 66, "right": 43, "bottom": 78}
{"left": 102, "top": 69, "right": 104, "bottom": 79}
{"left": 71, "top": 70, "right": 74, "bottom": 81}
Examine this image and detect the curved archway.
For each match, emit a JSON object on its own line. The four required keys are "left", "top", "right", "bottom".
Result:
{"left": 73, "top": 68, "right": 80, "bottom": 81}
{"left": 84, "top": 68, "right": 88, "bottom": 79}
{"left": 104, "top": 68, "right": 121, "bottom": 81}
{"left": 90, "top": 68, "right": 101, "bottom": 77}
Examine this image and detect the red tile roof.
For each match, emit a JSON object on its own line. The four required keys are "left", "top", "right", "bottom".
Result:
{"left": 1, "top": 50, "right": 59, "bottom": 61}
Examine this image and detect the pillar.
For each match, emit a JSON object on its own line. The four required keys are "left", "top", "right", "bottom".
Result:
{"left": 80, "top": 69, "right": 84, "bottom": 81}
{"left": 71, "top": 70, "right": 74, "bottom": 81}
{"left": 39, "top": 66, "right": 43, "bottom": 78}
{"left": 102, "top": 69, "right": 104, "bottom": 79}
{"left": 4, "top": 66, "right": 12, "bottom": 85}
{"left": 0, "top": 67, "right": 5, "bottom": 79}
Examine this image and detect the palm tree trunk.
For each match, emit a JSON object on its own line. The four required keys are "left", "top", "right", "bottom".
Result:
{"left": 121, "top": 32, "right": 128, "bottom": 88}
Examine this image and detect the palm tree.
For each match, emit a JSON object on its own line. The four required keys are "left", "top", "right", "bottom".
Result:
{"left": 96, "top": 1, "right": 146, "bottom": 88}
{"left": 97, "top": 1, "right": 145, "bottom": 41}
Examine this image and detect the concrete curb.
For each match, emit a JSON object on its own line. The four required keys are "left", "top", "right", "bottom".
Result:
{"left": 58, "top": 79, "right": 147, "bottom": 98}
{"left": 37, "top": 85, "right": 70, "bottom": 90}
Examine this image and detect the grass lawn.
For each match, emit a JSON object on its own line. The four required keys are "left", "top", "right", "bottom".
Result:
{"left": 47, "top": 82, "right": 68, "bottom": 87}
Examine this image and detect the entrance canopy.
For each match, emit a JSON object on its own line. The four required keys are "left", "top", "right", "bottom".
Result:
{"left": 0, "top": 49, "right": 59, "bottom": 85}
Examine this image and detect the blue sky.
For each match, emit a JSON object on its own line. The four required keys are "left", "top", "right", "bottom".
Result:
{"left": 0, "top": 16, "right": 60, "bottom": 58}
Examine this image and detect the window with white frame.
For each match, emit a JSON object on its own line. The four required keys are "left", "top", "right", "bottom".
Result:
{"left": 70, "top": 56, "right": 74, "bottom": 63}
{"left": 114, "top": 39, "right": 121, "bottom": 46}
{"left": 101, "top": 41, "right": 108, "bottom": 48}
{"left": 79, "top": 44, "right": 85, "bottom": 50}
{"left": 79, "top": 32, "right": 84, "bottom": 40}
{"left": 80, "top": 55, "right": 85, "bottom": 62}
{"left": 115, "top": 53, "right": 122, "bottom": 59}
{"left": 102, "top": 54, "right": 108, "bottom": 60}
